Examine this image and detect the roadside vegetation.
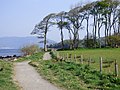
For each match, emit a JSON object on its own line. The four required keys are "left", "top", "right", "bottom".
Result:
{"left": 29, "top": 48, "right": 120, "bottom": 90}
{"left": 17, "top": 44, "right": 43, "bottom": 62}
{"left": 16, "top": 52, "right": 44, "bottom": 62}
{"left": 0, "top": 45, "right": 43, "bottom": 90}
{"left": 0, "top": 60, "right": 18, "bottom": 90}
{"left": 21, "top": 44, "right": 41, "bottom": 56}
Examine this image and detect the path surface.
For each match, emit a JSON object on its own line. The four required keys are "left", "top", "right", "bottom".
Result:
{"left": 43, "top": 52, "right": 52, "bottom": 60}
{"left": 14, "top": 61, "right": 60, "bottom": 90}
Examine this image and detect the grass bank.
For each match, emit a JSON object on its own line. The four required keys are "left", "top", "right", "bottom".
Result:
{"left": 0, "top": 60, "right": 18, "bottom": 90}
{"left": 16, "top": 52, "right": 44, "bottom": 62}
{"left": 29, "top": 49, "right": 120, "bottom": 90}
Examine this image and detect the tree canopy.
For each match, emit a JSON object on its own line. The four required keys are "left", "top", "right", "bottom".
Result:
{"left": 32, "top": 0, "right": 120, "bottom": 50}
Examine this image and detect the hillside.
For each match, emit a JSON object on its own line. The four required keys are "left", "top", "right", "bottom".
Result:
{"left": 0, "top": 37, "right": 56, "bottom": 49}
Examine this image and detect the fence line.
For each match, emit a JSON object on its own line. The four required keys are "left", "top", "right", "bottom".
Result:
{"left": 56, "top": 52, "right": 119, "bottom": 77}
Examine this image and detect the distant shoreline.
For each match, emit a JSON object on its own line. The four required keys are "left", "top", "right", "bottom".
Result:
{"left": 0, "top": 49, "right": 22, "bottom": 57}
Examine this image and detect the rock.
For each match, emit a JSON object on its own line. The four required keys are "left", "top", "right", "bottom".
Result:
{"left": 0, "top": 67, "right": 3, "bottom": 71}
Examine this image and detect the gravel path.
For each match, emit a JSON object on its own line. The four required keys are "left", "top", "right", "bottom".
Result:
{"left": 14, "top": 61, "right": 60, "bottom": 90}
{"left": 43, "top": 52, "right": 52, "bottom": 60}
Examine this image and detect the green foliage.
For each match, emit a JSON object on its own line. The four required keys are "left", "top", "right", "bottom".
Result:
{"left": 83, "top": 39, "right": 98, "bottom": 48}
{"left": 30, "top": 60, "right": 87, "bottom": 90}
{"left": 107, "top": 33, "right": 120, "bottom": 47}
{"left": 57, "top": 21, "right": 68, "bottom": 28}
{"left": 27, "top": 52, "right": 44, "bottom": 61}
{"left": 30, "top": 59, "right": 120, "bottom": 90}
{"left": 97, "top": 1, "right": 109, "bottom": 8}
{"left": 0, "top": 60, "right": 18, "bottom": 90}
{"left": 29, "top": 51, "right": 120, "bottom": 90}
{"left": 83, "top": 34, "right": 100, "bottom": 48}
{"left": 16, "top": 52, "right": 44, "bottom": 62}
{"left": 33, "top": 0, "right": 120, "bottom": 50}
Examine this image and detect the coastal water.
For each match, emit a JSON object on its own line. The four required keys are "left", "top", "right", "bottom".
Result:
{"left": 0, "top": 49, "right": 22, "bottom": 57}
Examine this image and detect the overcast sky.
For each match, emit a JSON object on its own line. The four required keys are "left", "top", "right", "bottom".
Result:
{"left": 0, "top": 0, "right": 97, "bottom": 42}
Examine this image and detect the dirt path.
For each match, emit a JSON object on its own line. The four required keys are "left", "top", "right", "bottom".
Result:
{"left": 43, "top": 52, "right": 52, "bottom": 60}
{"left": 14, "top": 61, "right": 60, "bottom": 90}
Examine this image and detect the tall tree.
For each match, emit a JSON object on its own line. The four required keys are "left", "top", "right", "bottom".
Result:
{"left": 65, "top": 21, "right": 73, "bottom": 49}
{"left": 32, "top": 0, "right": 120, "bottom": 49}
{"left": 31, "top": 13, "right": 56, "bottom": 51}
{"left": 81, "top": 3, "right": 93, "bottom": 48}
{"left": 54, "top": 11, "right": 68, "bottom": 49}
{"left": 67, "top": 6, "right": 85, "bottom": 49}
{"left": 101, "top": 0, "right": 120, "bottom": 46}
{"left": 118, "top": 10, "right": 120, "bottom": 33}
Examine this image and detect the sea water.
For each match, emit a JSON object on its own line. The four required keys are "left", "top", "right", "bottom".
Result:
{"left": 0, "top": 49, "right": 22, "bottom": 57}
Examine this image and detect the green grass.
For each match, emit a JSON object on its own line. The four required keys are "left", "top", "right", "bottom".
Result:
{"left": 30, "top": 60, "right": 88, "bottom": 90}
{"left": 0, "top": 60, "right": 18, "bottom": 90}
{"left": 57, "top": 48, "right": 120, "bottom": 76}
{"left": 15, "top": 52, "right": 44, "bottom": 62}
{"left": 58, "top": 48, "right": 120, "bottom": 61}
{"left": 30, "top": 59, "right": 120, "bottom": 90}
{"left": 28, "top": 49, "right": 120, "bottom": 90}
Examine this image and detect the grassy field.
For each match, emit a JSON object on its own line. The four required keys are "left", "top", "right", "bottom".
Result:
{"left": 29, "top": 49, "right": 120, "bottom": 90}
{"left": 57, "top": 48, "right": 120, "bottom": 76}
{"left": 0, "top": 60, "right": 18, "bottom": 90}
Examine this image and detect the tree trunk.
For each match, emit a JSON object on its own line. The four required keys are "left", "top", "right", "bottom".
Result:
{"left": 86, "top": 18, "right": 89, "bottom": 48}
{"left": 104, "top": 15, "right": 108, "bottom": 47}
{"left": 60, "top": 28, "right": 64, "bottom": 49}
{"left": 76, "top": 33, "right": 79, "bottom": 49}
{"left": 113, "top": 23, "right": 116, "bottom": 35}
{"left": 98, "top": 14, "right": 102, "bottom": 48}
{"left": 98, "top": 28, "right": 101, "bottom": 48}
{"left": 73, "top": 33, "right": 76, "bottom": 49}
{"left": 73, "top": 29, "right": 79, "bottom": 49}
{"left": 118, "top": 17, "right": 120, "bottom": 33}
{"left": 108, "top": 14, "right": 112, "bottom": 36}
{"left": 93, "top": 15, "right": 97, "bottom": 48}
{"left": 44, "top": 31, "right": 47, "bottom": 52}
{"left": 68, "top": 29, "right": 73, "bottom": 49}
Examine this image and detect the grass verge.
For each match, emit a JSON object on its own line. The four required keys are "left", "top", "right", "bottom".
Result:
{"left": 15, "top": 52, "right": 44, "bottom": 62}
{"left": 0, "top": 60, "right": 19, "bottom": 90}
{"left": 29, "top": 51, "right": 120, "bottom": 90}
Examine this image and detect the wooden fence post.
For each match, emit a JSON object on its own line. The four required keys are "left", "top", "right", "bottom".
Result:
{"left": 74, "top": 54, "right": 77, "bottom": 62}
{"left": 100, "top": 57, "right": 103, "bottom": 74}
{"left": 115, "top": 60, "right": 118, "bottom": 77}
{"left": 67, "top": 53, "right": 68, "bottom": 60}
{"left": 70, "top": 54, "right": 72, "bottom": 61}
{"left": 57, "top": 52, "right": 59, "bottom": 58}
{"left": 80, "top": 55, "right": 83, "bottom": 64}
{"left": 88, "top": 57, "right": 91, "bottom": 66}
{"left": 62, "top": 54, "right": 65, "bottom": 61}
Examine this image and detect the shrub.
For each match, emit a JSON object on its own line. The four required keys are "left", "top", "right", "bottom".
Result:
{"left": 21, "top": 44, "right": 40, "bottom": 56}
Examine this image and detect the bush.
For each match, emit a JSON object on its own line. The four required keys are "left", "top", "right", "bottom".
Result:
{"left": 21, "top": 44, "right": 40, "bottom": 56}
